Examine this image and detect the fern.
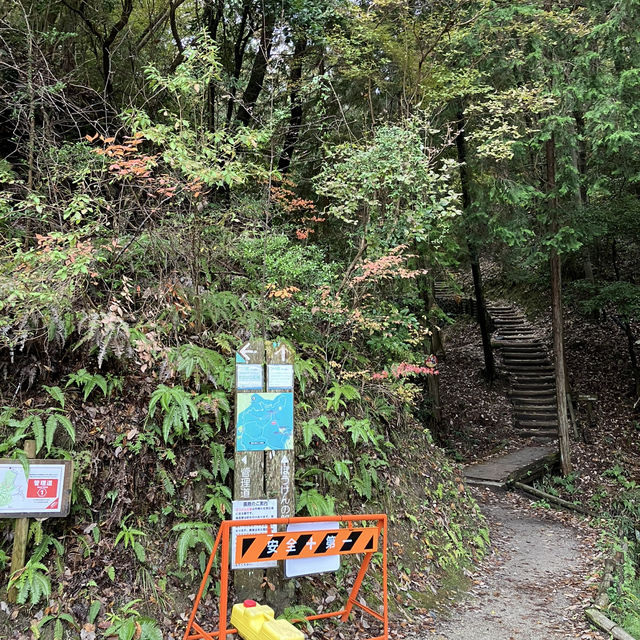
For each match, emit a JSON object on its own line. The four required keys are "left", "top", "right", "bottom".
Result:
{"left": 300, "top": 416, "right": 329, "bottom": 448}
{"left": 66, "top": 368, "right": 121, "bottom": 400}
{"left": 210, "top": 442, "right": 232, "bottom": 480}
{"left": 169, "top": 344, "right": 232, "bottom": 390}
{"left": 294, "top": 358, "right": 322, "bottom": 394}
{"left": 172, "top": 522, "right": 215, "bottom": 568}
{"left": 333, "top": 459, "right": 352, "bottom": 482}
{"left": 147, "top": 384, "right": 199, "bottom": 442}
{"left": 296, "top": 489, "right": 335, "bottom": 516}
{"left": 5, "top": 409, "right": 73, "bottom": 456}
{"left": 9, "top": 533, "right": 62, "bottom": 605}
{"left": 199, "top": 291, "right": 245, "bottom": 327}
{"left": 42, "top": 385, "right": 65, "bottom": 409}
{"left": 11, "top": 561, "right": 51, "bottom": 605}
{"left": 326, "top": 382, "right": 360, "bottom": 412}
{"left": 44, "top": 412, "right": 75, "bottom": 452}
{"left": 345, "top": 417, "right": 380, "bottom": 448}
{"left": 203, "top": 483, "right": 232, "bottom": 518}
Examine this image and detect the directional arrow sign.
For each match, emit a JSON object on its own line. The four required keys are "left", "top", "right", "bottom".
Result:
{"left": 236, "top": 340, "right": 264, "bottom": 364}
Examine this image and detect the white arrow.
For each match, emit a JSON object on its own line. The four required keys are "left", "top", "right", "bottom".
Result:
{"left": 273, "top": 345, "right": 288, "bottom": 362}
{"left": 239, "top": 343, "right": 258, "bottom": 360}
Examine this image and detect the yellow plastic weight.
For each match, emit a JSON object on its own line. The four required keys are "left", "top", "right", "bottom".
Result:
{"left": 230, "top": 600, "right": 305, "bottom": 640}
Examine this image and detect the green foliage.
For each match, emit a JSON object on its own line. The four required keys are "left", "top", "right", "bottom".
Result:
{"left": 0, "top": 406, "right": 75, "bottom": 456}
{"left": 168, "top": 344, "right": 233, "bottom": 391}
{"left": 104, "top": 600, "right": 162, "bottom": 640}
{"left": 326, "top": 382, "right": 360, "bottom": 412}
{"left": 300, "top": 416, "right": 328, "bottom": 448}
{"left": 296, "top": 489, "right": 335, "bottom": 516}
{"left": 114, "top": 515, "right": 147, "bottom": 563}
{"left": 66, "top": 369, "right": 122, "bottom": 400}
{"left": 202, "top": 484, "right": 232, "bottom": 519}
{"left": 344, "top": 417, "right": 380, "bottom": 449}
{"left": 172, "top": 522, "right": 215, "bottom": 569}
{"left": 147, "top": 385, "right": 199, "bottom": 443}
{"left": 9, "top": 532, "right": 63, "bottom": 606}
{"left": 210, "top": 442, "right": 232, "bottom": 481}
{"left": 31, "top": 611, "right": 76, "bottom": 640}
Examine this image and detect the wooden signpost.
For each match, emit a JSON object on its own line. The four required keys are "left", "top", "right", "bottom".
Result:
{"left": 233, "top": 340, "right": 295, "bottom": 607}
{"left": 0, "top": 440, "right": 73, "bottom": 602}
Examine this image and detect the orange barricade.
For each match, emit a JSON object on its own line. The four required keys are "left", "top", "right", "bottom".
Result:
{"left": 182, "top": 514, "right": 389, "bottom": 640}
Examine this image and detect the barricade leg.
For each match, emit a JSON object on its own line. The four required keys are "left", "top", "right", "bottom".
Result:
{"left": 219, "top": 524, "right": 230, "bottom": 639}
{"left": 183, "top": 527, "right": 223, "bottom": 640}
{"left": 341, "top": 551, "right": 374, "bottom": 622}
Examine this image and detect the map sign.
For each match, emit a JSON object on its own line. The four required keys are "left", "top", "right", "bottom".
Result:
{"left": 236, "top": 393, "right": 294, "bottom": 451}
{"left": 0, "top": 461, "right": 72, "bottom": 517}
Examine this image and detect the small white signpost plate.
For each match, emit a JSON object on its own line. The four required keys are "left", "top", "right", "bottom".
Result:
{"left": 231, "top": 499, "right": 278, "bottom": 570}
{"left": 236, "top": 364, "right": 264, "bottom": 391}
{"left": 267, "top": 364, "right": 294, "bottom": 391}
{"left": 284, "top": 521, "right": 341, "bottom": 578}
{"left": 0, "top": 461, "right": 72, "bottom": 517}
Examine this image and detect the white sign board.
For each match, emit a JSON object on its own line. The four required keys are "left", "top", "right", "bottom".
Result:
{"left": 236, "top": 364, "right": 264, "bottom": 391}
{"left": 267, "top": 364, "right": 294, "bottom": 391}
{"left": 231, "top": 499, "right": 278, "bottom": 570}
{"left": 0, "top": 461, "right": 72, "bottom": 517}
{"left": 284, "top": 521, "right": 341, "bottom": 578}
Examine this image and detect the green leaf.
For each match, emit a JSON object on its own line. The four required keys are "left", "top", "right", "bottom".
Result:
{"left": 140, "top": 621, "right": 163, "bottom": 640}
{"left": 30, "top": 415, "right": 45, "bottom": 454}
{"left": 88, "top": 600, "right": 101, "bottom": 623}
{"left": 43, "top": 386, "right": 65, "bottom": 409}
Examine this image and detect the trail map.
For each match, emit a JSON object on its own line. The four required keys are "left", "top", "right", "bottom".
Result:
{"left": 236, "top": 392, "right": 294, "bottom": 451}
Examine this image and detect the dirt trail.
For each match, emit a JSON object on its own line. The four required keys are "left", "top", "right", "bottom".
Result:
{"left": 423, "top": 489, "right": 606, "bottom": 640}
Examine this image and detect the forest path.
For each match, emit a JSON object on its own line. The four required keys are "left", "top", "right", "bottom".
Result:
{"left": 425, "top": 489, "right": 604, "bottom": 640}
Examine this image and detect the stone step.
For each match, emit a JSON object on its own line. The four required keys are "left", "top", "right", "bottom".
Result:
{"left": 501, "top": 344, "right": 542, "bottom": 350}
{"left": 503, "top": 358, "right": 549, "bottom": 366}
{"left": 498, "top": 331, "right": 533, "bottom": 336}
{"left": 504, "top": 362, "right": 552, "bottom": 370}
{"left": 506, "top": 365, "right": 555, "bottom": 372}
{"left": 516, "top": 420, "right": 558, "bottom": 429}
{"left": 512, "top": 384, "right": 556, "bottom": 392}
{"left": 510, "top": 389, "right": 557, "bottom": 397}
{"left": 515, "top": 413, "right": 558, "bottom": 422}
{"left": 517, "top": 429, "right": 557, "bottom": 438}
{"left": 502, "top": 349, "right": 547, "bottom": 356}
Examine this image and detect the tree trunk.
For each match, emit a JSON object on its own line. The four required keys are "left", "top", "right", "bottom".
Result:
{"left": 203, "top": 0, "right": 222, "bottom": 130}
{"left": 623, "top": 322, "right": 640, "bottom": 400}
{"left": 278, "top": 37, "right": 307, "bottom": 173}
{"left": 573, "top": 110, "right": 596, "bottom": 285}
{"left": 455, "top": 108, "right": 495, "bottom": 380}
{"left": 547, "top": 134, "right": 572, "bottom": 475}
{"left": 225, "top": 1, "right": 251, "bottom": 126}
{"left": 236, "top": 11, "right": 275, "bottom": 126}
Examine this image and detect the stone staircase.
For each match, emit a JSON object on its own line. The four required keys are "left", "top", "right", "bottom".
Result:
{"left": 487, "top": 303, "right": 557, "bottom": 440}
{"left": 433, "top": 281, "right": 476, "bottom": 317}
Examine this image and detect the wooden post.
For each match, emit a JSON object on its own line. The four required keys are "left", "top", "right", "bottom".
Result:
{"left": 233, "top": 340, "right": 265, "bottom": 600}
{"left": 264, "top": 341, "right": 295, "bottom": 611}
{"left": 566, "top": 392, "right": 580, "bottom": 441}
{"left": 8, "top": 439, "right": 36, "bottom": 603}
